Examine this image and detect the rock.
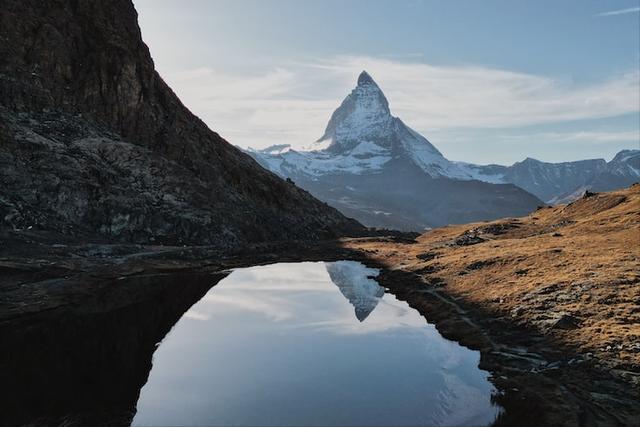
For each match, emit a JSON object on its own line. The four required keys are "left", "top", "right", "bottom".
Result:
{"left": 454, "top": 230, "right": 486, "bottom": 246}
{"left": 511, "top": 306, "right": 525, "bottom": 317}
{"left": 416, "top": 252, "right": 437, "bottom": 261}
{"left": 549, "top": 313, "right": 581, "bottom": 330}
{"left": 0, "top": 0, "right": 364, "bottom": 247}
{"left": 476, "top": 222, "right": 520, "bottom": 235}
{"left": 466, "top": 259, "right": 497, "bottom": 270}
{"left": 414, "top": 264, "right": 441, "bottom": 275}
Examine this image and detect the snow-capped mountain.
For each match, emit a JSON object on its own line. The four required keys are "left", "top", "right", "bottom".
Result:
{"left": 247, "top": 71, "right": 542, "bottom": 230}
{"left": 325, "top": 261, "right": 384, "bottom": 322}
{"left": 248, "top": 71, "right": 637, "bottom": 230}
{"left": 249, "top": 72, "right": 638, "bottom": 210}
{"left": 249, "top": 71, "right": 500, "bottom": 182}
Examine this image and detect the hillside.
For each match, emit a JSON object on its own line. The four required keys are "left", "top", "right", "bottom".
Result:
{"left": 342, "top": 184, "right": 640, "bottom": 425}
{"left": 0, "top": 0, "right": 363, "bottom": 247}
{"left": 348, "top": 184, "right": 639, "bottom": 355}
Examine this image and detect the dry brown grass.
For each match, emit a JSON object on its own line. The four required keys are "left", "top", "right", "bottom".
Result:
{"left": 344, "top": 184, "right": 640, "bottom": 368}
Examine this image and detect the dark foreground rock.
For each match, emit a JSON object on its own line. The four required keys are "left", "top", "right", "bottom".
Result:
{"left": 0, "top": 0, "right": 364, "bottom": 247}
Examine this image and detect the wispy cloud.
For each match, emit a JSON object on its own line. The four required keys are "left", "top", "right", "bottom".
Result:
{"left": 429, "top": 129, "right": 640, "bottom": 146}
{"left": 162, "top": 56, "right": 640, "bottom": 151}
{"left": 444, "top": 129, "right": 640, "bottom": 145}
{"left": 528, "top": 130, "right": 640, "bottom": 143}
{"left": 596, "top": 6, "right": 640, "bottom": 17}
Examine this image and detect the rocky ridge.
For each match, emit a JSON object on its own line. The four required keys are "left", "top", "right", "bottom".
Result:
{"left": 468, "top": 150, "right": 640, "bottom": 203}
{"left": 0, "top": 0, "right": 364, "bottom": 247}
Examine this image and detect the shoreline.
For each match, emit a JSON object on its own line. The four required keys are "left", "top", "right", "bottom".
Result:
{"left": 1, "top": 217, "right": 638, "bottom": 426}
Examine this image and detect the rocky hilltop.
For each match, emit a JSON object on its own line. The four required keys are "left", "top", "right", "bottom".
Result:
{"left": 0, "top": 0, "right": 363, "bottom": 247}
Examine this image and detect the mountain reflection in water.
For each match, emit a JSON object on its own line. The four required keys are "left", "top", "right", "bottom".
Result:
{"left": 133, "top": 261, "right": 501, "bottom": 427}
{"left": 1, "top": 262, "right": 501, "bottom": 427}
{"left": 326, "top": 261, "right": 385, "bottom": 321}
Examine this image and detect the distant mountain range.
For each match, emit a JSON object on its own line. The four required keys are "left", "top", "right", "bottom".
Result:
{"left": 468, "top": 150, "right": 639, "bottom": 204}
{"left": 247, "top": 71, "right": 639, "bottom": 231}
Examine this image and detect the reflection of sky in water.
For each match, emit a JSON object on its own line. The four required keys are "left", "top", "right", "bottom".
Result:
{"left": 133, "top": 261, "right": 501, "bottom": 427}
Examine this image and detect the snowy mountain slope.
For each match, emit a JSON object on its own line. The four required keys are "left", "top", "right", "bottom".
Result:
{"left": 478, "top": 150, "right": 640, "bottom": 203}
{"left": 247, "top": 71, "right": 637, "bottom": 229}
{"left": 247, "top": 71, "right": 542, "bottom": 230}
{"left": 317, "top": 71, "right": 396, "bottom": 152}
{"left": 249, "top": 71, "right": 638, "bottom": 206}
{"left": 251, "top": 142, "right": 639, "bottom": 205}
{"left": 249, "top": 71, "right": 503, "bottom": 181}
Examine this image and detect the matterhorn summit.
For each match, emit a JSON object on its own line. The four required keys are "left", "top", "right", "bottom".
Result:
{"left": 252, "top": 71, "right": 465, "bottom": 178}
{"left": 246, "top": 71, "right": 546, "bottom": 230}
{"left": 314, "top": 71, "right": 394, "bottom": 152}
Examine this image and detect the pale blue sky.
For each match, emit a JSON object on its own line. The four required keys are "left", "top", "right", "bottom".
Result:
{"left": 134, "top": 0, "right": 639, "bottom": 164}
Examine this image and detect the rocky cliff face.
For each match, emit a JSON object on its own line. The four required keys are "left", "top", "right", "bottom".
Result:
{"left": 0, "top": 0, "right": 363, "bottom": 246}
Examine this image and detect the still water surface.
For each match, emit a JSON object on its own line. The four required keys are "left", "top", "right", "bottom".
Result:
{"left": 133, "top": 261, "right": 501, "bottom": 427}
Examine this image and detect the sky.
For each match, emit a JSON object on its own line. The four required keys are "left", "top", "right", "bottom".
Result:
{"left": 134, "top": 0, "right": 640, "bottom": 165}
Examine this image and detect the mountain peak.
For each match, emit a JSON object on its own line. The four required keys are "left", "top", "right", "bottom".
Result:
{"left": 316, "top": 71, "right": 391, "bottom": 148}
{"left": 357, "top": 70, "right": 376, "bottom": 86}
{"left": 611, "top": 148, "right": 640, "bottom": 163}
{"left": 312, "top": 71, "right": 446, "bottom": 172}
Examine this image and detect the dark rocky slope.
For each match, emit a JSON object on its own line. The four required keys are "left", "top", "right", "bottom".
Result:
{"left": 0, "top": 0, "right": 363, "bottom": 247}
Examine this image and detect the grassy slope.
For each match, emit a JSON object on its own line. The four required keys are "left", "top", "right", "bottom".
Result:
{"left": 346, "top": 184, "right": 640, "bottom": 371}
